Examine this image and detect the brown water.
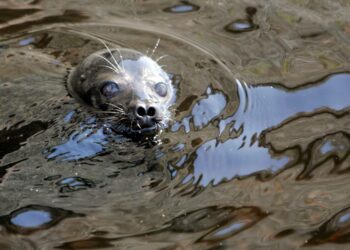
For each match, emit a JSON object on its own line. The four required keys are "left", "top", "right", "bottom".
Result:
{"left": 1, "top": 0, "right": 350, "bottom": 249}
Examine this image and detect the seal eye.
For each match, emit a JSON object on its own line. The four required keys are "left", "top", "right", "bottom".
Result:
{"left": 101, "top": 81, "right": 120, "bottom": 98}
{"left": 154, "top": 82, "right": 167, "bottom": 97}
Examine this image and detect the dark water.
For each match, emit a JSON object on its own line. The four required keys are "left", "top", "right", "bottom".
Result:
{"left": 1, "top": 0, "right": 350, "bottom": 249}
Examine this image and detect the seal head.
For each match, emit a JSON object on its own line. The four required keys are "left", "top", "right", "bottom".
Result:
{"left": 67, "top": 48, "right": 175, "bottom": 134}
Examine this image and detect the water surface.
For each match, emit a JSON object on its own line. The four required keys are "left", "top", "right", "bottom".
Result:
{"left": 1, "top": 0, "right": 350, "bottom": 249}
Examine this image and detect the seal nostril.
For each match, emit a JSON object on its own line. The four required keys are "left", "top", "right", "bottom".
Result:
{"left": 147, "top": 106, "right": 156, "bottom": 117}
{"left": 136, "top": 106, "right": 146, "bottom": 117}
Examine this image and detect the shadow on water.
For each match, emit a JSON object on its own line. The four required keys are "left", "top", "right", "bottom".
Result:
{"left": 0, "top": 120, "right": 50, "bottom": 160}
{"left": 0, "top": 8, "right": 41, "bottom": 24}
{"left": 179, "top": 73, "right": 350, "bottom": 186}
{"left": 0, "top": 9, "right": 88, "bottom": 35}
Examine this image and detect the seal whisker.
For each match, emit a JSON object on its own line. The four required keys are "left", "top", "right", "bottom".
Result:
{"left": 106, "top": 102, "right": 126, "bottom": 113}
{"left": 96, "top": 55, "right": 120, "bottom": 73}
{"left": 106, "top": 102, "right": 123, "bottom": 109}
{"left": 155, "top": 55, "right": 168, "bottom": 62}
{"left": 136, "top": 120, "right": 142, "bottom": 130}
{"left": 109, "top": 105, "right": 124, "bottom": 112}
{"left": 114, "top": 117, "right": 128, "bottom": 122}
{"left": 128, "top": 118, "right": 134, "bottom": 131}
{"left": 150, "top": 38, "right": 160, "bottom": 59}
{"left": 98, "top": 38, "right": 123, "bottom": 72}
{"left": 102, "top": 111, "right": 126, "bottom": 118}
{"left": 99, "top": 65, "right": 119, "bottom": 74}
{"left": 103, "top": 113, "right": 128, "bottom": 121}
{"left": 97, "top": 111, "right": 123, "bottom": 116}
{"left": 115, "top": 48, "right": 125, "bottom": 72}
{"left": 167, "top": 107, "right": 177, "bottom": 114}
{"left": 95, "top": 110, "right": 118, "bottom": 114}
{"left": 105, "top": 116, "right": 127, "bottom": 123}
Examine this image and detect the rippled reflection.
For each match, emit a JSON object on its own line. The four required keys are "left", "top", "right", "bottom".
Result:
{"left": 231, "top": 74, "right": 350, "bottom": 137}
{"left": 192, "top": 88, "right": 226, "bottom": 129}
{"left": 189, "top": 73, "right": 350, "bottom": 185}
{"left": 1, "top": 1, "right": 350, "bottom": 248}
{"left": 169, "top": 206, "right": 267, "bottom": 242}
{"left": 163, "top": 1, "right": 200, "bottom": 13}
{"left": 225, "top": 7, "right": 259, "bottom": 33}
{"left": 306, "top": 206, "right": 350, "bottom": 245}
{"left": 0, "top": 205, "right": 84, "bottom": 234}
{"left": 172, "top": 87, "right": 227, "bottom": 132}
{"left": 193, "top": 138, "right": 290, "bottom": 185}
{"left": 47, "top": 127, "right": 108, "bottom": 161}
{"left": 0, "top": 120, "right": 49, "bottom": 159}
{"left": 225, "top": 19, "right": 259, "bottom": 34}
{"left": 55, "top": 205, "right": 267, "bottom": 248}
{"left": 298, "top": 132, "right": 350, "bottom": 179}
{"left": 56, "top": 176, "right": 96, "bottom": 192}
{"left": 0, "top": 10, "right": 88, "bottom": 34}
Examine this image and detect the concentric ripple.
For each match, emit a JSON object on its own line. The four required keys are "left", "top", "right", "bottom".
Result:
{"left": 1, "top": 1, "right": 350, "bottom": 249}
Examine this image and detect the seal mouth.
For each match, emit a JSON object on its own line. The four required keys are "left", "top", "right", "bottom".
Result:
{"left": 131, "top": 125, "right": 158, "bottom": 133}
{"left": 109, "top": 123, "right": 158, "bottom": 135}
{"left": 109, "top": 118, "right": 161, "bottom": 135}
{"left": 101, "top": 110, "right": 165, "bottom": 136}
{"left": 132, "top": 119, "right": 160, "bottom": 134}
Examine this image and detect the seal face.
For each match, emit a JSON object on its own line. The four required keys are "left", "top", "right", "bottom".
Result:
{"left": 67, "top": 48, "right": 175, "bottom": 134}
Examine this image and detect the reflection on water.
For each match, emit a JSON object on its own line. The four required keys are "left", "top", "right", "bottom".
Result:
{"left": 53, "top": 205, "right": 267, "bottom": 248}
{"left": 233, "top": 74, "right": 350, "bottom": 137}
{"left": 172, "top": 87, "right": 226, "bottom": 131}
{"left": 47, "top": 127, "right": 108, "bottom": 161}
{"left": 56, "top": 176, "right": 96, "bottom": 192}
{"left": 0, "top": 120, "right": 50, "bottom": 159}
{"left": 193, "top": 137, "right": 290, "bottom": 185}
{"left": 0, "top": 0, "right": 350, "bottom": 249}
{"left": 298, "top": 132, "right": 350, "bottom": 179}
{"left": 0, "top": 8, "right": 41, "bottom": 24}
{"left": 192, "top": 88, "right": 226, "bottom": 129}
{"left": 306, "top": 206, "right": 350, "bottom": 245}
{"left": 188, "top": 73, "right": 350, "bottom": 185}
{"left": 163, "top": 1, "right": 200, "bottom": 14}
{"left": 0, "top": 9, "right": 88, "bottom": 34}
{"left": 225, "top": 7, "right": 259, "bottom": 34}
{"left": 0, "top": 205, "right": 84, "bottom": 234}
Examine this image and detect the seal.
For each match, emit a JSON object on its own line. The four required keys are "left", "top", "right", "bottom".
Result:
{"left": 67, "top": 46, "right": 175, "bottom": 135}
